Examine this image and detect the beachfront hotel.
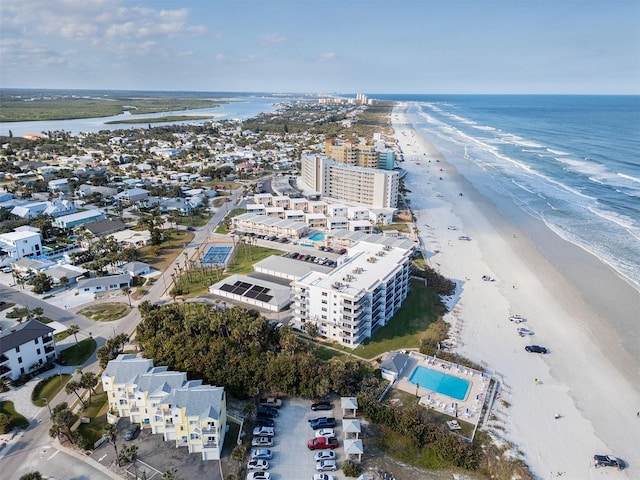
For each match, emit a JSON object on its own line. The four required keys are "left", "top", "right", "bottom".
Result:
{"left": 300, "top": 154, "right": 399, "bottom": 209}
{"left": 291, "top": 240, "right": 412, "bottom": 347}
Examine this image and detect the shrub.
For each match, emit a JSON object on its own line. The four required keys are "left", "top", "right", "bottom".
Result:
{"left": 0, "top": 413, "right": 11, "bottom": 434}
{"left": 342, "top": 460, "right": 361, "bottom": 477}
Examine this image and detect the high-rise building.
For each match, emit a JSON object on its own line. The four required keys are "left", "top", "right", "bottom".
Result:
{"left": 324, "top": 138, "right": 395, "bottom": 170}
{"left": 301, "top": 154, "right": 399, "bottom": 209}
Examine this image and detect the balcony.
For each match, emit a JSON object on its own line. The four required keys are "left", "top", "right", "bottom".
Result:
{"left": 0, "top": 365, "right": 10, "bottom": 376}
{"left": 203, "top": 441, "right": 218, "bottom": 449}
{"left": 202, "top": 426, "right": 217, "bottom": 434}
{"left": 43, "top": 336, "right": 53, "bottom": 344}
{"left": 44, "top": 345, "right": 55, "bottom": 354}
{"left": 0, "top": 354, "right": 8, "bottom": 364}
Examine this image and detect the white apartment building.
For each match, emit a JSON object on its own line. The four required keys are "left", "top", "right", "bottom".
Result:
{"left": 300, "top": 154, "right": 399, "bottom": 209}
{"left": 291, "top": 241, "right": 412, "bottom": 348}
{"left": 0, "top": 230, "right": 43, "bottom": 259}
{"left": 102, "top": 355, "right": 227, "bottom": 461}
{"left": 0, "top": 320, "right": 57, "bottom": 381}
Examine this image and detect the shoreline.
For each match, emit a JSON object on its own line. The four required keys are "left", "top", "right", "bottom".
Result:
{"left": 392, "top": 103, "right": 640, "bottom": 478}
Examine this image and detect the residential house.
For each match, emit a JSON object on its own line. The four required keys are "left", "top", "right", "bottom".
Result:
{"left": 0, "top": 320, "right": 57, "bottom": 381}
{"left": 118, "top": 261, "right": 152, "bottom": 277}
{"left": 54, "top": 209, "right": 106, "bottom": 229}
{"left": 0, "top": 230, "right": 43, "bottom": 259}
{"left": 114, "top": 188, "right": 151, "bottom": 205}
{"left": 83, "top": 218, "right": 128, "bottom": 238}
{"left": 76, "top": 273, "right": 131, "bottom": 294}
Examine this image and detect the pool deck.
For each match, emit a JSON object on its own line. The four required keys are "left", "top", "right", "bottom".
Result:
{"left": 394, "top": 351, "right": 491, "bottom": 423}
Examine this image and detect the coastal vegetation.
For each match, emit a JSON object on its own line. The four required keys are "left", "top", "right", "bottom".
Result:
{"left": 0, "top": 89, "right": 225, "bottom": 122}
{"left": 0, "top": 400, "right": 29, "bottom": 432}
{"left": 58, "top": 337, "right": 97, "bottom": 366}
{"left": 78, "top": 302, "right": 131, "bottom": 322}
{"left": 31, "top": 373, "right": 72, "bottom": 407}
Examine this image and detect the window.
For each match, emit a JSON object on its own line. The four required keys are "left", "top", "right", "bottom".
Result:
{"left": 15, "top": 346, "right": 20, "bottom": 353}
{"left": 17, "top": 356, "right": 22, "bottom": 364}
{"left": 34, "top": 338, "right": 39, "bottom": 344}
{"left": 36, "top": 349, "right": 41, "bottom": 355}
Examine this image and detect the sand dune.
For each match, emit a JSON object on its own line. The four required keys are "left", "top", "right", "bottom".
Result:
{"left": 392, "top": 104, "right": 640, "bottom": 479}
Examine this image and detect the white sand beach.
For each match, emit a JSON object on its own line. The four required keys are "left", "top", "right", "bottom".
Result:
{"left": 391, "top": 104, "right": 640, "bottom": 479}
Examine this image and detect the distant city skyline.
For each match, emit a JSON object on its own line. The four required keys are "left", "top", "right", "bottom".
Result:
{"left": 1, "top": 0, "right": 639, "bottom": 95}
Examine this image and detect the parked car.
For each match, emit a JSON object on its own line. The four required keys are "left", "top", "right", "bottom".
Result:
{"left": 255, "top": 417, "right": 275, "bottom": 428}
{"left": 186, "top": 226, "right": 196, "bottom": 231}
{"left": 252, "top": 436, "right": 273, "bottom": 447}
{"left": 509, "top": 314, "right": 526, "bottom": 323}
{"left": 247, "top": 459, "right": 269, "bottom": 470}
{"left": 257, "top": 406, "right": 279, "bottom": 418}
{"left": 123, "top": 424, "right": 140, "bottom": 441}
{"left": 594, "top": 455, "right": 624, "bottom": 469}
{"left": 308, "top": 437, "right": 338, "bottom": 450}
{"left": 309, "top": 417, "right": 337, "bottom": 430}
{"left": 312, "top": 475, "right": 336, "bottom": 480}
{"left": 246, "top": 472, "right": 271, "bottom": 480}
{"left": 517, "top": 327, "right": 534, "bottom": 336}
{"left": 314, "top": 450, "right": 336, "bottom": 462}
{"left": 250, "top": 449, "right": 273, "bottom": 460}
{"left": 315, "top": 459, "right": 338, "bottom": 471}
{"left": 259, "top": 397, "right": 283, "bottom": 409}
{"left": 314, "top": 428, "right": 335, "bottom": 438}
{"left": 525, "top": 345, "right": 548, "bottom": 354}
{"left": 311, "top": 401, "right": 332, "bottom": 411}
{"left": 252, "top": 426, "right": 275, "bottom": 437}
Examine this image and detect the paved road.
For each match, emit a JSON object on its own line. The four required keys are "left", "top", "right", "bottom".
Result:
{"left": 0, "top": 186, "right": 246, "bottom": 479}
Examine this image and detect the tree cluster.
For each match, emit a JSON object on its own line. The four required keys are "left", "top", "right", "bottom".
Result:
{"left": 136, "top": 303, "right": 384, "bottom": 399}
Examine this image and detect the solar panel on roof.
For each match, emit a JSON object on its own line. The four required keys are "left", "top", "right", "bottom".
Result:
{"left": 233, "top": 281, "right": 243, "bottom": 286}
{"left": 244, "top": 290, "right": 260, "bottom": 299}
{"left": 220, "top": 284, "right": 234, "bottom": 292}
{"left": 256, "top": 294, "right": 273, "bottom": 302}
{"left": 239, "top": 282, "right": 252, "bottom": 289}
{"left": 233, "top": 286, "right": 248, "bottom": 295}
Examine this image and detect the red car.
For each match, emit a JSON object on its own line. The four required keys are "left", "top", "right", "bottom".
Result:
{"left": 308, "top": 437, "right": 338, "bottom": 450}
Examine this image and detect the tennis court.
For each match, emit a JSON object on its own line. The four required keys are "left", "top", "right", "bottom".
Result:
{"left": 202, "top": 244, "right": 233, "bottom": 266}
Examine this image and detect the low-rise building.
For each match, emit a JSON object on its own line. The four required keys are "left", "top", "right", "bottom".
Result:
{"left": 54, "top": 209, "right": 106, "bottom": 229}
{"left": 0, "top": 320, "right": 57, "bottom": 381}
{"left": 76, "top": 273, "right": 131, "bottom": 294}
{"left": 102, "top": 354, "right": 227, "bottom": 461}
{"left": 0, "top": 230, "right": 43, "bottom": 259}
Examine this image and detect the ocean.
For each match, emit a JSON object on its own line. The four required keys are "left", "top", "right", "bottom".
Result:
{"left": 376, "top": 94, "right": 640, "bottom": 292}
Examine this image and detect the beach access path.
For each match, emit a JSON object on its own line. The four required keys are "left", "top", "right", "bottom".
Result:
{"left": 392, "top": 104, "right": 640, "bottom": 479}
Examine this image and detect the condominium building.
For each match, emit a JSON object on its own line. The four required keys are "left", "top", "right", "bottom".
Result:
{"left": 0, "top": 320, "right": 57, "bottom": 381}
{"left": 324, "top": 139, "right": 395, "bottom": 170}
{"left": 291, "top": 241, "right": 412, "bottom": 348}
{"left": 102, "top": 355, "right": 227, "bottom": 461}
{"left": 301, "top": 154, "right": 399, "bottom": 209}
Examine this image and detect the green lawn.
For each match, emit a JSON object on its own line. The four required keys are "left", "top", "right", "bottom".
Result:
{"left": 76, "top": 390, "right": 109, "bottom": 444}
{"left": 215, "top": 207, "right": 244, "bottom": 234}
{"left": 58, "top": 338, "right": 97, "bottom": 366}
{"left": 32, "top": 373, "right": 72, "bottom": 407}
{"left": 314, "top": 279, "right": 444, "bottom": 360}
{"left": 78, "top": 303, "right": 131, "bottom": 322}
{"left": 138, "top": 229, "right": 195, "bottom": 272}
{"left": 0, "top": 400, "right": 29, "bottom": 430}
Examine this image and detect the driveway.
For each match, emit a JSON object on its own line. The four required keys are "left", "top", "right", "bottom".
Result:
{"left": 263, "top": 397, "right": 345, "bottom": 480}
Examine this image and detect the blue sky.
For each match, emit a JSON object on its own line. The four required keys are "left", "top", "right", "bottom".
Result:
{"left": 1, "top": 0, "right": 639, "bottom": 94}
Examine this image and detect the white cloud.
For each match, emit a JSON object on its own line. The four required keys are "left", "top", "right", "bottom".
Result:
{"left": 315, "top": 52, "right": 337, "bottom": 62}
{"left": 260, "top": 33, "right": 286, "bottom": 45}
{"left": 0, "top": 38, "right": 69, "bottom": 69}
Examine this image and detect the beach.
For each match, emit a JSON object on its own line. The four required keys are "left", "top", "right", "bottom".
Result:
{"left": 392, "top": 103, "right": 640, "bottom": 479}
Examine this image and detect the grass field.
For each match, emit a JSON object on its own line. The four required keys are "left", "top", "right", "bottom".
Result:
{"left": 138, "top": 230, "right": 195, "bottom": 272}
{"left": 76, "top": 388, "right": 109, "bottom": 445}
{"left": 58, "top": 338, "right": 97, "bottom": 366}
{"left": 314, "top": 279, "right": 444, "bottom": 360}
{"left": 32, "top": 373, "right": 72, "bottom": 407}
{"left": 0, "top": 400, "right": 29, "bottom": 430}
{"left": 79, "top": 303, "right": 131, "bottom": 322}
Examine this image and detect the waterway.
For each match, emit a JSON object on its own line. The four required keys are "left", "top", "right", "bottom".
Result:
{"left": 0, "top": 95, "right": 291, "bottom": 138}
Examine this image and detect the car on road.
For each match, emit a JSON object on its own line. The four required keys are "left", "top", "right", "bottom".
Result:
{"left": 257, "top": 406, "right": 279, "bottom": 418}
{"left": 517, "top": 327, "right": 534, "bottom": 337}
{"left": 255, "top": 417, "right": 275, "bottom": 427}
{"left": 308, "top": 437, "right": 339, "bottom": 450}
{"left": 525, "top": 345, "right": 548, "bottom": 354}
{"left": 309, "top": 417, "right": 337, "bottom": 430}
{"left": 247, "top": 459, "right": 269, "bottom": 470}
{"left": 316, "top": 459, "right": 338, "bottom": 471}
{"left": 250, "top": 449, "right": 273, "bottom": 460}
{"left": 123, "top": 424, "right": 140, "bottom": 441}
{"left": 314, "top": 450, "right": 336, "bottom": 462}
{"left": 251, "top": 436, "right": 273, "bottom": 447}
{"left": 246, "top": 472, "right": 271, "bottom": 480}
{"left": 186, "top": 226, "right": 196, "bottom": 231}
{"left": 594, "top": 455, "right": 624, "bottom": 469}
{"left": 252, "top": 426, "right": 275, "bottom": 437}
{"left": 509, "top": 314, "right": 526, "bottom": 323}
{"left": 312, "top": 475, "right": 336, "bottom": 480}
{"left": 311, "top": 401, "right": 332, "bottom": 411}
{"left": 315, "top": 428, "right": 335, "bottom": 438}
{"left": 259, "top": 397, "right": 283, "bottom": 409}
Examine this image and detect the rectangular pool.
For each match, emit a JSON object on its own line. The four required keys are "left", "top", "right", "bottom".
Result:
{"left": 408, "top": 366, "right": 471, "bottom": 401}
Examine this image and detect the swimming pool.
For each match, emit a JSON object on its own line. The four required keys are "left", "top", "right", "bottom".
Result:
{"left": 408, "top": 366, "right": 471, "bottom": 401}
{"left": 308, "top": 232, "right": 325, "bottom": 241}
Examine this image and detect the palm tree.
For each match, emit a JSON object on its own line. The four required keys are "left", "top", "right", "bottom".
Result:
{"left": 104, "top": 423, "right": 120, "bottom": 467}
{"left": 122, "top": 286, "right": 132, "bottom": 307}
{"left": 67, "top": 324, "right": 80, "bottom": 348}
{"left": 19, "top": 472, "right": 43, "bottom": 480}
{"left": 65, "top": 380, "right": 86, "bottom": 408}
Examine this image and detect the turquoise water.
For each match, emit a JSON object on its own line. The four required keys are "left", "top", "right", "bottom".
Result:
{"left": 309, "top": 232, "right": 325, "bottom": 241}
{"left": 408, "top": 366, "right": 470, "bottom": 401}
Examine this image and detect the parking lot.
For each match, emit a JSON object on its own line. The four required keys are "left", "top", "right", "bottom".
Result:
{"left": 251, "top": 397, "right": 347, "bottom": 480}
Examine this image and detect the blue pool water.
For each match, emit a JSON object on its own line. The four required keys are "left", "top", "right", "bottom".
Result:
{"left": 408, "top": 366, "right": 471, "bottom": 401}
{"left": 309, "top": 232, "right": 325, "bottom": 241}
